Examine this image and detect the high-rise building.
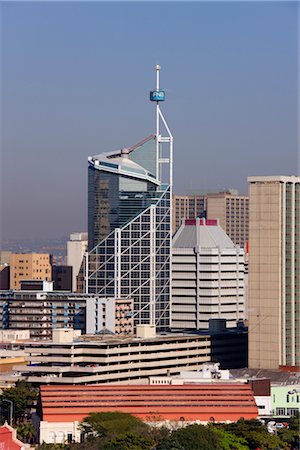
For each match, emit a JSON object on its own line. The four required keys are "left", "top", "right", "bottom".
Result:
{"left": 9, "top": 253, "right": 52, "bottom": 290}
{"left": 67, "top": 232, "right": 88, "bottom": 291}
{"left": 248, "top": 176, "right": 300, "bottom": 369}
{"left": 86, "top": 66, "right": 173, "bottom": 331}
{"left": 173, "top": 190, "right": 249, "bottom": 247}
{"left": 171, "top": 218, "right": 245, "bottom": 330}
{"left": 52, "top": 265, "right": 72, "bottom": 291}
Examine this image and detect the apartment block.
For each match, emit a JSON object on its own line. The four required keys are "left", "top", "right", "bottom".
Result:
{"left": 173, "top": 190, "right": 249, "bottom": 247}
{"left": 248, "top": 176, "right": 300, "bottom": 369}
{"left": 9, "top": 253, "right": 52, "bottom": 290}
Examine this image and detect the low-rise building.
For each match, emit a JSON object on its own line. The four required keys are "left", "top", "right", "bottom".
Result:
{"left": 6, "top": 327, "right": 247, "bottom": 385}
{"left": 0, "top": 422, "right": 33, "bottom": 449}
{"left": 38, "top": 383, "right": 258, "bottom": 443}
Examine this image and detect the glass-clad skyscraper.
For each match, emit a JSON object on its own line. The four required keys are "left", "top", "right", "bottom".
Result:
{"left": 87, "top": 135, "right": 171, "bottom": 330}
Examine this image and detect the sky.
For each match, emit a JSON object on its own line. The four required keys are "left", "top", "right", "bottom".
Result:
{"left": 1, "top": 1, "right": 299, "bottom": 241}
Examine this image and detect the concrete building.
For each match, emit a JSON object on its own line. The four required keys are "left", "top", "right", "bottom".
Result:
{"left": 37, "top": 383, "right": 258, "bottom": 444}
{"left": 0, "top": 288, "right": 87, "bottom": 339}
{"left": 248, "top": 176, "right": 300, "bottom": 369}
{"left": 0, "top": 287, "right": 132, "bottom": 339}
{"left": 171, "top": 218, "right": 245, "bottom": 330}
{"left": 7, "top": 326, "right": 248, "bottom": 385}
{"left": 9, "top": 253, "right": 52, "bottom": 290}
{"left": 86, "top": 297, "right": 134, "bottom": 335}
{"left": 173, "top": 190, "right": 249, "bottom": 247}
{"left": 67, "top": 232, "right": 88, "bottom": 292}
{"left": 52, "top": 265, "right": 72, "bottom": 291}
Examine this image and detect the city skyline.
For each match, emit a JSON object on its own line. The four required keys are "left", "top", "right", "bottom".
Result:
{"left": 1, "top": 2, "right": 299, "bottom": 241}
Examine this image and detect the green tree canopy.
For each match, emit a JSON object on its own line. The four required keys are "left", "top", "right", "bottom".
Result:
{"left": 80, "top": 411, "right": 148, "bottom": 440}
{"left": 103, "top": 432, "right": 154, "bottom": 450}
{"left": 156, "top": 424, "right": 221, "bottom": 450}
{"left": 1, "top": 380, "right": 38, "bottom": 422}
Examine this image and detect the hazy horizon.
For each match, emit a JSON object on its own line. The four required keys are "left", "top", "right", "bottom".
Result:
{"left": 1, "top": 1, "right": 299, "bottom": 241}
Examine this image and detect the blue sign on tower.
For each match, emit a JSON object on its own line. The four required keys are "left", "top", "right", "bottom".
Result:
{"left": 150, "top": 90, "right": 165, "bottom": 102}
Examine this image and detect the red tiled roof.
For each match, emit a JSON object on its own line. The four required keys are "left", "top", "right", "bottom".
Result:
{"left": 40, "top": 384, "right": 258, "bottom": 423}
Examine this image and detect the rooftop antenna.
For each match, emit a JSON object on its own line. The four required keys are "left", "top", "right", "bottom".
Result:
{"left": 150, "top": 64, "right": 173, "bottom": 189}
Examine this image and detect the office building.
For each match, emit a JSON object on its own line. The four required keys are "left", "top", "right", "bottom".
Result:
{"left": 171, "top": 218, "right": 245, "bottom": 330}
{"left": 0, "top": 289, "right": 86, "bottom": 339}
{"left": 173, "top": 190, "right": 249, "bottom": 247}
{"left": 248, "top": 176, "right": 300, "bottom": 369}
{"left": 86, "top": 297, "right": 133, "bottom": 335}
{"left": 9, "top": 253, "right": 52, "bottom": 290}
{"left": 67, "top": 232, "right": 88, "bottom": 291}
{"left": 52, "top": 265, "right": 72, "bottom": 291}
{"left": 87, "top": 67, "right": 173, "bottom": 331}
{"left": 0, "top": 281, "right": 133, "bottom": 339}
{"left": 9, "top": 326, "right": 247, "bottom": 385}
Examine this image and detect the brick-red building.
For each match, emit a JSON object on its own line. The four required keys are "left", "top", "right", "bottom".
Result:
{"left": 40, "top": 383, "right": 258, "bottom": 423}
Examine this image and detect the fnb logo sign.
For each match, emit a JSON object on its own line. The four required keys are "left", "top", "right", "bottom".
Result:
{"left": 150, "top": 90, "right": 165, "bottom": 101}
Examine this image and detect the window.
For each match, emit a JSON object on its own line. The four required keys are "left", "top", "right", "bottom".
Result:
{"left": 276, "top": 408, "right": 285, "bottom": 416}
{"left": 287, "top": 408, "right": 299, "bottom": 417}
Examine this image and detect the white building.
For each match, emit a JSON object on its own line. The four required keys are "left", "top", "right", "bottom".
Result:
{"left": 172, "top": 218, "right": 245, "bottom": 330}
{"left": 86, "top": 297, "right": 134, "bottom": 335}
{"left": 67, "top": 232, "right": 88, "bottom": 292}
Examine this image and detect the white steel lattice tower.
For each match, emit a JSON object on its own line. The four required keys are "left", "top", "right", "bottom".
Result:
{"left": 86, "top": 66, "right": 173, "bottom": 331}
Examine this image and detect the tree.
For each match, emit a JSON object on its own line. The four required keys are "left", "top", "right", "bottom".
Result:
{"left": 156, "top": 424, "right": 222, "bottom": 450}
{"left": 215, "top": 419, "right": 289, "bottom": 450}
{"left": 16, "top": 421, "right": 36, "bottom": 443}
{"left": 1, "top": 380, "right": 38, "bottom": 422}
{"left": 80, "top": 412, "right": 149, "bottom": 441}
{"left": 211, "top": 428, "right": 248, "bottom": 450}
{"left": 103, "top": 432, "right": 154, "bottom": 450}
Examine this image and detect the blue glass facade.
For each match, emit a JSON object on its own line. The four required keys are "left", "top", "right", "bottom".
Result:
{"left": 87, "top": 137, "right": 171, "bottom": 331}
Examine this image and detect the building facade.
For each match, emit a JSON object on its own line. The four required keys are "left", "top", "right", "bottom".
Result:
{"left": 86, "top": 297, "right": 134, "bottom": 335}
{"left": 173, "top": 190, "right": 249, "bottom": 247}
{"left": 38, "top": 383, "right": 258, "bottom": 444}
{"left": 67, "top": 232, "right": 88, "bottom": 292}
{"left": 248, "top": 176, "right": 300, "bottom": 369}
{"left": 171, "top": 218, "right": 245, "bottom": 330}
{"left": 9, "top": 328, "right": 247, "bottom": 385}
{"left": 9, "top": 253, "right": 52, "bottom": 290}
{"left": 87, "top": 136, "right": 172, "bottom": 331}
{"left": 52, "top": 265, "right": 72, "bottom": 291}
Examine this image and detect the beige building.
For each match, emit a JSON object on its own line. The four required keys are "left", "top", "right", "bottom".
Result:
{"left": 173, "top": 190, "right": 249, "bottom": 247}
{"left": 10, "top": 253, "right": 52, "bottom": 290}
{"left": 248, "top": 176, "right": 300, "bottom": 369}
{"left": 67, "top": 232, "right": 88, "bottom": 292}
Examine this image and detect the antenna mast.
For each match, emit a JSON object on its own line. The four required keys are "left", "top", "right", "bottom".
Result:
{"left": 150, "top": 64, "right": 173, "bottom": 189}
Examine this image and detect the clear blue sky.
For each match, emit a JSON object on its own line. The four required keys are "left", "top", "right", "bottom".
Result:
{"left": 1, "top": 1, "right": 299, "bottom": 240}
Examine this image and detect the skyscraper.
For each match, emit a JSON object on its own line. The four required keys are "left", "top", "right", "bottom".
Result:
{"left": 173, "top": 190, "right": 249, "bottom": 247}
{"left": 86, "top": 66, "right": 173, "bottom": 331}
{"left": 171, "top": 218, "right": 245, "bottom": 330}
{"left": 248, "top": 176, "right": 300, "bottom": 369}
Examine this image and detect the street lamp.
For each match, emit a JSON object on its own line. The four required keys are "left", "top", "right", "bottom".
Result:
{"left": 2, "top": 399, "right": 13, "bottom": 425}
